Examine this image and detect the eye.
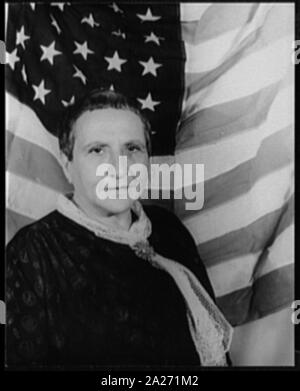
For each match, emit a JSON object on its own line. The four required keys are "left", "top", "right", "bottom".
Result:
{"left": 127, "top": 144, "right": 143, "bottom": 153}
{"left": 89, "top": 146, "right": 104, "bottom": 155}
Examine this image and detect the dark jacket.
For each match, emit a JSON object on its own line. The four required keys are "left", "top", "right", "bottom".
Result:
{"left": 6, "top": 204, "right": 229, "bottom": 369}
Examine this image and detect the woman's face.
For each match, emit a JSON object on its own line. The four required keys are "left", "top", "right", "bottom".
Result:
{"left": 62, "top": 108, "right": 149, "bottom": 216}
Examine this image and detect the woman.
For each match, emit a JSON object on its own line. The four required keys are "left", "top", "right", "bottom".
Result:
{"left": 6, "top": 89, "right": 232, "bottom": 368}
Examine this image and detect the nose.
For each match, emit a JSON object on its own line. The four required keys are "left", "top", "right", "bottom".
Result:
{"left": 109, "top": 152, "right": 127, "bottom": 179}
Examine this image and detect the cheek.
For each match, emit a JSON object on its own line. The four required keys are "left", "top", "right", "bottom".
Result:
{"left": 72, "top": 157, "right": 100, "bottom": 187}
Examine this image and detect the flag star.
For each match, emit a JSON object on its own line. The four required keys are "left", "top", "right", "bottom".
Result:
{"left": 16, "top": 26, "right": 30, "bottom": 49}
{"left": 32, "top": 79, "right": 51, "bottom": 104}
{"left": 109, "top": 3, "right": 123, "bottom": 14}
{"left": 109, "top": 84, "right": 115, "bottom": 91}
{"left": 50, "top": 15, "right": 62, "bottom": 34}
{"left": 144, "top": 32, "right": 162, "bottom": 45}
{"left": 21, "top": 65, "right": 28, "bottom": 83}
{"left": 137, "top": 8, "right": 161, "bottom": 22}
{"left": 104, "top": 50, "right": 127, "bottom": 72}
{"left": 81, "top": 14, "right": 100, "bottom": 28}
{"left": 73, "top": 41, "right": 94, "bottom": 60}
{"left": 51, "top": 3, "right": 68, "bottom": 11}
{"left": 112, "top": 29, "right": 126, "bottom": 39}
{"left": 139, "top": 57, "right": 162, "bottom": 77}
{"left": 62, "top": 95, "right": 75, "bottom": 107}
{"left": 6, "top": 48, "right": 20, "bottom": 70}
{"left": 73, "top": 65, "right": 87, "bottom": 85}
{"left": 30, "top": 3, "right": 35, "bottom": 11}
{"left": 137, "top": 93, "right": 160, "bottom": 112}
{"left": 40, "top": 41, "right": 62, "bottom": 65}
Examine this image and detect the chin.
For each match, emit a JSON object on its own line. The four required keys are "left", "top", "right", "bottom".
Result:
{"left": 94, "top": 197, "right": 135, "bottom": 215}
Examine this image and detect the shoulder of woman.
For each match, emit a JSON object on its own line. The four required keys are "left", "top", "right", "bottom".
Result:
{"left": 6, "top": 211, "right": 60, "bottom": 266}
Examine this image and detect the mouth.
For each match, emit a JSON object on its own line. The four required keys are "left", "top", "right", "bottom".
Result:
{"left": 106, "top": 186, "right": 128, "bottom": 191}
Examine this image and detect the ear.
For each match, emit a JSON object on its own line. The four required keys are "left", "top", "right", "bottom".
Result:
{"left": 60, "top": 151, "right": 73, "bottom": 184}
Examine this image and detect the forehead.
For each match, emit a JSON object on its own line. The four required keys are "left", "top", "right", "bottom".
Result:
{"left": 72, "top": 108, "right": 146, "bottom": 144}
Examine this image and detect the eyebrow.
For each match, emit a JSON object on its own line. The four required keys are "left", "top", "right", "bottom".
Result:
{"left": 83, "top": 140, "right": 147, "bottom": 150}
{"left": 125, "top": 140, "right": 147, "bottom": 147}
{"left": 83, "top": 142, "right": 108, "bottom": 151}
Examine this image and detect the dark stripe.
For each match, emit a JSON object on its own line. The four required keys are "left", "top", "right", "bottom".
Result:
{"left": 176, "top": 81, "right": 280, "bottom": 150}
{"left": 197, "top": 194, "right": 294, "bottom": 267}
{"left": 183, "top": 5, "right": 293, "bottom": 100}
{"left": 216, "top": 264, "right": 294, "bottom": 326}
{"left": 183, "top": 26, "right": 262, "bottom": 104}
{"left": 175, "top": 124, "right": 293, "bottom": 219}
{"left": 6, "top": 131, "right": 73, "bottom": 194}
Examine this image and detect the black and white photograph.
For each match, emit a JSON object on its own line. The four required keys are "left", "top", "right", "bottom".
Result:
{"left": 3, "top": 1, "right": 296, "bottom": 372}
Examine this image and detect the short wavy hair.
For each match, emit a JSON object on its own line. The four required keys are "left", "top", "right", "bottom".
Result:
{"left": 58, "top": 88, "right": 152, "bottom": 161}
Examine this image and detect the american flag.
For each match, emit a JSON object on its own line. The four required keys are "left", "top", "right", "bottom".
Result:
{"left": 6, "top": 2, "right": 294, "bottom": 362}
{"left": 6, "top": 2, "right": 184, "bottom": 156}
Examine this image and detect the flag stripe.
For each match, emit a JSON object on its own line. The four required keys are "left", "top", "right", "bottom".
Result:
{"left": 176, "top": 80, "right": 280, "bottom": 150}
{"left": 175, "top": 124, "right": 293, "bottom": 218}
{"left": 183, "top": 164, "right": 293, "bottom": 245}
{"left": 6, "top": 131, "right": 72, "bottom": 193}
{"left": 179, "top": 3, "right": 212, "bottom": 22}
{"left": 183, "top": 51, "right": 293, "bottom": 123}
{"left": 6, "top": 172, "right": 60, "bottom": 220}
{"left": 250, "top": 264, "right": 294, "bottom": 319}
{"left": 6, "top": 93, "right": 61, "bottom": 160}
{"left": 185, "top": 25, "right": 257, "bottom": 74}
{"left": 207, "top": 224, "right": 294, "bottom": 298}
{"left": 183, "top": 35, "right": 293, "bottom": 114}
{"left": 253, "top": 224, "right": 294, "bottom": 279}
{"left": 207, "top": 252, "right": 259, "bottom": 297}
{"left": 197, "top": 194, "right": 294, "bottom": 267}
{"left": 6, "top": 208, "right": 35, "bottom": 244}
{"left": 184, "top": 4, "right": 292, "bottom": 75}
{"left": 176, "top": 84, "right": 293, "bottom": 181}
{"left": 216, "top": 264, "right": 294, "bottom": 325}
{"left": 181, "top": 3, "right": 257, "bottom": 44}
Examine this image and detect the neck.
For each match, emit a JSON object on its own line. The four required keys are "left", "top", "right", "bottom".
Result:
{"left": 72, "top": 194, "right": 132, "bottom": 231}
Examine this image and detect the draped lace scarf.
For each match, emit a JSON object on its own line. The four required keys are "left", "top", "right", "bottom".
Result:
{"left": 56, "top": 194, "right": 233, "bottom": 366}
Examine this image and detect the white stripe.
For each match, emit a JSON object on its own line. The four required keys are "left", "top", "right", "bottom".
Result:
{"left": 183, "top": 164, "right": 293, "bottom": 245}
{"left": 6, "top": 93, "right": 62, "bottom": 162}
{"left": 184, "top": 3, "right": 275, "bottom": 74}
{"left": 207, "top": 253, "right": 259, "bottom": 297}
{"left": 184, "top": 34, "right": 294, "bottom": 113}
{"left": 180, "top": 3, "right": 212, "bottom": 22}
{"left": 257, "top": 224, "right": 294, "bottom": 278}
{"left": 185, "top": 27, "right": 247, "bottom": 74}
{"left": 176, "top": 83, "right": 294, "bottom": 181}
{"left": 6, "top": 172, "right": 60, "bottom": 220}
{"left": 207, "top": 220, "right": 294, "bottom": 296}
